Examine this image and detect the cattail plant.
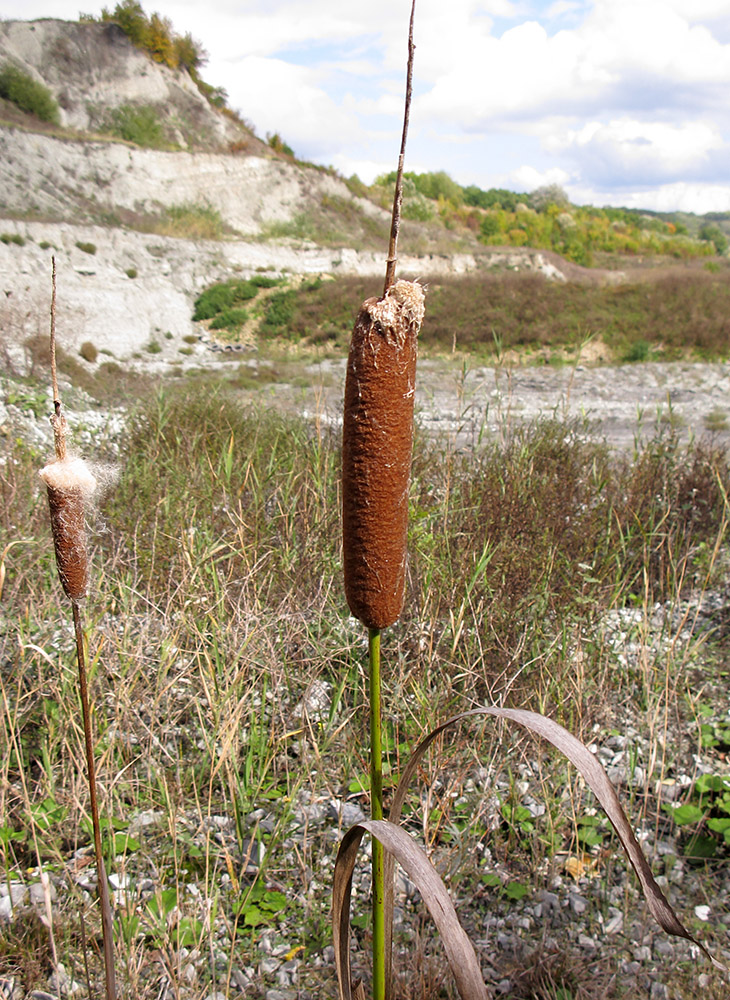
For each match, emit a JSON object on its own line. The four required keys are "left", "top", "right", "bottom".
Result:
{"left": 40, "top": 259, "right": 117, "bottom": 1000}
{"left": 334, "top": 6, "right": 721, "bottom": 998}
{"left": 341, "top": 5, "right": 420, "bottom": 999}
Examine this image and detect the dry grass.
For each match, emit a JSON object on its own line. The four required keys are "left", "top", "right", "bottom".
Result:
{"left": 254, "top": 271, "right": 730, "bottom": 362}
{"left": 1, "top": 377, "right": 729, "bottom": 998}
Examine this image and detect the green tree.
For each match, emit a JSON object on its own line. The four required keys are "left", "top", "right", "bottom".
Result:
{"left": 147, "top": 13, "right": 176, "bottom": 66}
{"left": 101, "top": 1, "right": 149, "bottom": 47}
{"left": 174, "top": 32, "right": 207, "bottom": 78}
{"left": 699, "top": 223, "right": 728, "bottom": 255}
{"left": 479, "top": 213, "right": 502, "bottom": 242}
{"left": 529, "top": 184, "right": 569, "bottom": 212}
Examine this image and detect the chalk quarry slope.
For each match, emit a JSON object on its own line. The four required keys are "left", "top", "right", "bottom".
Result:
{"left": 0, "top": 18, "right": 569, "bottom": 369}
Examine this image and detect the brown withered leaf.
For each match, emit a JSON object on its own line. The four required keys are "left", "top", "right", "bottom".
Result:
{"left": 332, "top": 818, "right": 490, "bottom": 1000}
{"left": 387, "top": 707, "right": 724, "bottom": 971}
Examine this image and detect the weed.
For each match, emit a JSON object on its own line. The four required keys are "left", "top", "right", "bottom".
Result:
{"left": 79, "top": 341, "right": 98, "bottom": 363}
{"left": 623, "top": 338, "right": 650, "bottom": 362}
{"left": 145, "top": 340, "right": 162, "bottom": 354}
{"left": 703, "top": 407, "right": 729, "bottom": 432}
{"left": 156, "top": 202, "right": 225, "bottom": 240}
{"left": 3, "top": 367, "right": 729, "bottom": 996}
{"left": 1, "top": 232, "right": 25, "bottom": 246}
{"left": 74, "top": 241, "right": 97, "bottom": 255}
{"left": 125, "top": 267, "right": 138, "bottom": 279}
{"left": 664, "top": 773, "right": 730, "bottom": 860}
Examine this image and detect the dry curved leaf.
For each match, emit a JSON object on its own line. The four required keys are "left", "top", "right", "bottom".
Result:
{"left": 333, "top": 818, "right": 491, "bottom": 1000}
{"left": 387, "top": 707, "right": 724, "bottom": 971}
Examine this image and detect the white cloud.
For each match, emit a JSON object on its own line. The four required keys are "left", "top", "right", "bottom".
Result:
{"left": 572, "top": 181, "right": 730, "bottom": 215}
{"left": 215, "top": 56, "right": 359, "bottom": 156}
{"left": 548, "top": 119, "right": 726, "bottom": 185}
{"left": 2, "top": 0, "right": 730, "bottom": 213}
{"left": 509, "top": 164, "right": 572, "bottom": 191}
{"left": 544, "top": 1, "right": 585, "bottom": 17}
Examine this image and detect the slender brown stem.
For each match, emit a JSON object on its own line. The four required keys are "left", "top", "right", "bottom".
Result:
{"left": 72, "top": 601, "right": 116, "bottom": 1000}
{"left": 50, "top": 256, "right": 59, "bottom": 405}
{"left": 383, "top": 0, "right": 417, "bottom": 296}
{"left": 49, "top": 256, "right": 67, "bottom": 461}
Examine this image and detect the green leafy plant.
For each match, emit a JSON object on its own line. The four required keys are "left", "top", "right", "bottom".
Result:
{"left": 193, "top": 279, "right": 259, "bottom": 321}
{"left": 234, "top": 881, "right": 288, "bottom": 927}
{"left": 210, "top": 307, "right": 249, "bottom": 331}
{"left": 665, "top": 773, "right": 730, "bottom": 859}
{"left": 0, "top": 63, "right": 60, "bottom": 123}
{"left": 75, "top": 241, "right": 97, "bottom": 255}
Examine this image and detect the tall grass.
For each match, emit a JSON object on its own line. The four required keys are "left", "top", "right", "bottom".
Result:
{"left": 1, "top": 380, "right": 728, "bottom": 996}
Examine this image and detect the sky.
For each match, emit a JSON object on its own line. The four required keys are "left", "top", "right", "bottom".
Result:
{"left": 3, "top": 0, "right": 730, "bottom": 214}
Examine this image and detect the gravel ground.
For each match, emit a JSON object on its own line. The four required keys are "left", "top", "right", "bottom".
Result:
{"left": 219, "top": 354, "right": 730, "bottom": 453}
{"left": 2, "top": 358, "right": 730, "bottom": 999}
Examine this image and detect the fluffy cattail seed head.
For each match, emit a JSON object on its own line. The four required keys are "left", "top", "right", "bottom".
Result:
{"left": 342, "top": 279, "right": 425, "bottom": 629}
{"left": 39, "top": 458, "right": 96, "bottom": 602}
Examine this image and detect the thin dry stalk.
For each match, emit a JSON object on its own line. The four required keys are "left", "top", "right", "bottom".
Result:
{"left": 39, "top": 258, "right": 117, "bottom": 1000}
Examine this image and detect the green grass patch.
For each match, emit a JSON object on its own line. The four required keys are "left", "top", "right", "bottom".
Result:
{"left": 156, "top": 202, "right": 225, "bottom": 240}
{"left": 105, "top": 103, "right": 168, "bottom": 148}
{"left": 193, "top": 279, "right": 260, "bottom": 321}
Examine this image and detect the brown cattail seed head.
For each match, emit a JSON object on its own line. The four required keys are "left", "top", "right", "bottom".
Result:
{"left": 342, "top": 279, "right": 425, "bottom": 629}
{"left": 39, "top": 458, "right": 96, "bottom": 602}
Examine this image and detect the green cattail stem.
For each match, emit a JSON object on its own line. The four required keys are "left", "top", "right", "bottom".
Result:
{"left": 73, "top": 602, "right": 117, "bottom": 1000}
{"left": 369, "top": 627, "right": 385, "bottom": 1000}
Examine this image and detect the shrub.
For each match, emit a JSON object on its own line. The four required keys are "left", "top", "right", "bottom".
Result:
{"left": 0, "top": 232, "right": 25, "bottom": 246}
{"left": 125, "top": 267, "right": 138, "bottom": 278}
{"left": 0, "top": 63, "right": 60, "bottom": 123}
{"left": 79, "top": 341, "right": 99, "bottom": 363}
{"left": 193, "top": 280, "right": 258, "bottom": 321}
{"left": 480, "top": 214, "right": 502, "bottom": 241}
{"left": 623, "top": 339, "right": 650, "bottom": 363}
{"left": 75, "top": 241, "right": 97, "bottom": 255}
{"left": 107, "top": 103, "right": 166, "bottom": 148}
{"left": 259, "top": 288, "right": 297, "bottom": 338}
{"left": 146, "top": 340, "right": 162, "bottom": 354}
{"left": 699, "top": 223, "right": 728, "bottom": 256}
{"left": 210, "top": 307, "right": 249, "bottom": 330}
{"left": 267, "top": 132, "right": 295, "bottom": 157}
